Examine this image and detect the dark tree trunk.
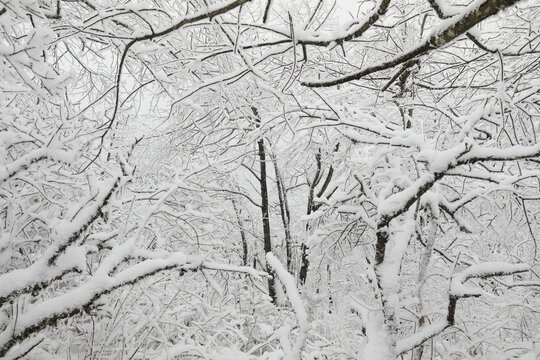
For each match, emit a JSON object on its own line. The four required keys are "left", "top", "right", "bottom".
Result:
{"left": 298, "top": 144, "right": 339, "bottom": 285}
{"left": 299, "top": 151, "right": 323, "bottom": 285}
{"left": 252, "top": 107, "right": 277, "bottom": 303}
{"left": 298, "top": 243, "right": 309, "bottom": 286}
{"left": 271, "top": 156, "right": 293, "bottom": 273}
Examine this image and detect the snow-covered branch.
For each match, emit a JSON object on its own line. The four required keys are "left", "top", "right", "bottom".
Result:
{"left": 0, "top": 246, "right": 267, "bottom": 358}
{"left": 266, "top": 253, "right": 309, "bottom": 360}
{"left": 396, "top": 262, "right": 530, "bottom": 355}
{"left": 457, "top": 143, "right": 540, "bottom": 164}
{"left": 0, "top": 148, "right": 75, "bottom": 185}
{"left": 302, "top": 0, "right": 523, "bottom": 87}
{"left": 449, "top": 262, "right": 530, "bottom": 298}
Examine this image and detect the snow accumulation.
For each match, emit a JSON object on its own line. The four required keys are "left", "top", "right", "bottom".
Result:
{"left": 396, "top": 321, "right": 447, "bottom": 355}
{"left": 0, "top": 245, "right": 197, "bottom": 351}
{"left": 450, "top": 262, "right": 530, "bottom": 297}
{"left": 1, "top": 0, "right": 538, "bottom": 359}
{"left": 459, "top": 142, "right": 540, "bottom": 163}
{"left": 0, "top": 178, "right": 118, "bottom": 301}
{"left": 0, "top": 148, "right": 76, "bottom": 184}
{"left": 266, "top": 253, "right": 308, "bottom": 360}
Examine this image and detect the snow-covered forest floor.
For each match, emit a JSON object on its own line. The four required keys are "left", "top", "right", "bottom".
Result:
{"left": 1, "top": 0, "right": 539, "bottom": 359}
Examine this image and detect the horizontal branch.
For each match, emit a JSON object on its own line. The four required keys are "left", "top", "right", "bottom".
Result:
{"left": 457, "top": 143, "right": 540, "bottom": 164}
{"left": 450, "top": 262, "right": 530, "bottom": 298}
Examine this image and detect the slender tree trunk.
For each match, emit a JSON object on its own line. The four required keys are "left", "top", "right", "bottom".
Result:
{"left": 299, "top": 142, "right": 339, "bottom": 285}
{"left": 327, "top": 263, "right": 333, "bottom": 314}
{"left": 271, "top": 155, "right": 293, "bottom": 273}
{"left": 414, "top": 209, "right": 438, "bottom": 360}
{"left": 298, "top": 243, "right": 309, "bottom": 286}
{"left": 232, "top": 199, "right": 249, "bottom": 266}
{"left": 374, "top": 227, "right": 399, "bottom": 356}
{"left": 299, "top": 151, "right": 322, "bottom": 285}
{"left": 252, "top": 107, "right": 277, "bottom": 303}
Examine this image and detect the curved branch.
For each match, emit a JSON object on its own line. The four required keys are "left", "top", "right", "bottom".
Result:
{"left": 302, "top": 0, "right": 523, "bottom": 87}
{"left": 396, "top": 262, "right": 529, "bottom": 355}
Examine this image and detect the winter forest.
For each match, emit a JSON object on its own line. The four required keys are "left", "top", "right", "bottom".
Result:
{"left": 1, "top": 0, "right": 540, "bottom": 359}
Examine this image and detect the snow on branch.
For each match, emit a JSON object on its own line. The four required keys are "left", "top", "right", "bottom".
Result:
{"left": 0, "top": 247, "right": 86, "bottom": 308}
{"left": 185, "top": 0, "right": 393, "bottom": 50}
{"left": 376, "top": 139, "right": 540, "bottom": 229}
{"left": 378, "top": 142, "right": 472, "bottom": 227}
{"left": 396, "top": 321, "right": 448, "bottom": 355}
{"left": 0, "top": 148, "right": 75, "bottom": 185}
{"left": 450, "top": 261, "right": 530, "bottom": 298}
{"left": 294, "top": 0, "right": 391, "bottom": 47}
{"left": 47, "top": 177, "right": 121, "bottom": 265}
{"left": 1, "top": 335, "right": 45, "bottom": 360}
{"left": 457, "top": 142, "right": 540, "bottom": 164}
{"left": 132, "top": 0, "right": 254, "bottom": 42}
{"left": 155, "top": 343, "right": 253, "bottom": 360}
{"left": 396, "top": 261, "right": 529, "bottom": 355}
{"left": 203, "top": 261, "right": 269, "bottom": 280}
{"left": 0, "top": 177, "right": 120, "bottom": 307}
{"left": 266, "top": 253, "right": 308, "bottom": 360}
{"left": 0, "top": 245, "right": 266, "bottom": 358}
{"left": 104, "top": 0, "right": 255, "bottom": 137}
{"left": 302, "top": 0, "right": 523, "bottom": 87}
{"left": 0, "top": 249, "right": 199, "bottom": 357}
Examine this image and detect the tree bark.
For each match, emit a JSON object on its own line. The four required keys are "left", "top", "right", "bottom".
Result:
{"left": 232, "top": 199, "right": 249, "bottom": 266}
{"left": 299, "top": 151, "right": 323, "bottom": 285}
{"left": 253, "top": 107, "right": 277, "bottom": 303}
{"left": 271, "top": 155, "right": 293, "bottom": 273}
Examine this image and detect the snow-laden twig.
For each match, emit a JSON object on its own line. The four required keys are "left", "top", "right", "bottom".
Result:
{"left": 1, "top": 335, "right": 44, "bottom": 360}
{"left": 266, "top": 253, "right": 308, "bottom": 360}
{"left": 0, "top": 148, "right": 75, "bottom": 185}
{"left": 0, "top": 243, "right": 267, "bottom": 358}
{"left": 450, "top": 261, "right": 530, "bottom": 298}
{"left": 302, "top": 0, "right": 524, "bottom": 87}
{"left": 203, "top": 261, "right": 269, "bottom": 280}
{"left": 104, "top": 0, "right": 255, "bottom": 137}
{"left": 155, "top": 343, "right": 254, "bottom": 360}
{"left": 396, "top": 321, "right": 448, "bottom": 355}
{"left": 457, "top": 142, "right": 540, "bottom": 164}
{"left": 0, "top": 177, "right": 119, "bottom": 306}
{"left": 396, "top": 261, "right": 529, "bottom": 355}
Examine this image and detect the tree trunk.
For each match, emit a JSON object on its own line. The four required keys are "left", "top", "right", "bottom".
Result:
{"left": 414, "top": 209, "right": 438, "bottom": 360}
{"left": 271, "top": 155, "right": 293, "bottom": 273}
{"left": 253, "top": 107, "right": 277, "bottom": 303}
{"left": 232, "top": 199, "right": 249, "bottom": 266}
{"left": 299, "top": 151, "right": 323, "bottom": 285}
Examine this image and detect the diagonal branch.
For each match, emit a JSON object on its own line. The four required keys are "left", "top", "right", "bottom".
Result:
{"left": 396, "top": 262, "right": 529, "bottom": 355}
{"left": 302, "top": 0, "right": 523, "bottom": 87}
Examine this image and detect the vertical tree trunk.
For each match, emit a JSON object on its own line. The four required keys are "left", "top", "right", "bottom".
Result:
{"left": 299, "top": 151, "right": 323, "bottom": 285}
{"left": 271, "top": 155, "right": 293, "bottom": 273}
{"left": 252, "top": 107, "right": 277, "bottom": 303}
{"left": 414, "top": 209, "right": 438, "bottom": 360}
{"left": 232, "top": 199, "right": 249, "bottom": 266}
{"left": 298, "top": 144, "right": 339, "bottom": 285}
{"left": 327, "top": 263, "right": 333, "bottom": 314}
{"left": 374, "top": 226, "right": 399, "bottom": 356}
{"left": 298, "top": 244, "right": 309, "bottom": 286}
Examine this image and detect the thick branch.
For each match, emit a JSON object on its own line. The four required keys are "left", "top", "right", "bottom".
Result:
{"left": 302, "top": 0, "right": 523, "bottom": 87}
